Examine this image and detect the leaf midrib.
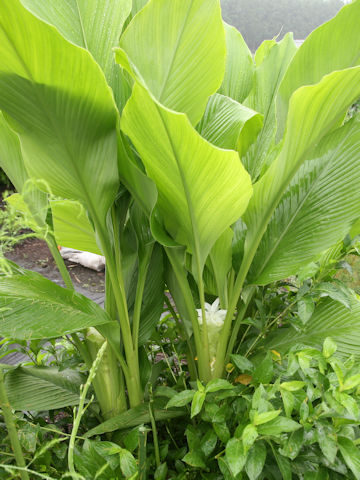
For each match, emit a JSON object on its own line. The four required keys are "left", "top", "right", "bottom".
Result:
{"left": 157, "top": 1, "right": 193, "bottom": 104}
{"left": 156, "top": 104, "right": 203, "bottom": 268}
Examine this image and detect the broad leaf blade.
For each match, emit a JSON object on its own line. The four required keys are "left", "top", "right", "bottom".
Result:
{"left": 244, "top": 66, "right": 360, "bottom": 279}
{"left": 277, "top": 0, "right": 360, "bottom": 137}
{"left": 20, "top": 0, "right": 132, "bottom": 111}
{"left": 249, "top": 116, "right": 360, "bottom": 284}
{"left": 121, "top": 84, "right": 252, "bottom": 270}
{"left": 0, "top": 0, "right": 119, "bottom": 228}
{"left": 118, "top": 0, "right": 226, "bottom": 125}
{"left": 0, "top": 266, "right": 111, "bottom": 339}
{"left": 5, "top": 366, "right": 82, "bottom": 410}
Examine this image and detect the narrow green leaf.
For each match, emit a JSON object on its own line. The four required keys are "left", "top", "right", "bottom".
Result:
{"left": 205, "top": 379, "right": 233, "bottom": 393}
{"left": 191, "top": 391, "right": 206, "bottom": 418}
{"left": 118, "top": 0, "right": 226, "bottom": 125}
{"left": 182, "top": 451, "right": 206, "bottom": 469}
{"left": 316, "top": 282, "right": 352, "bottom": 309}
{"left": 272, "top": 448, "right": 292, "bottom": 480}
{"left": 92, "top": 441, "right": 121, "bottom": 470}
{"left": 342, "top": 374, "right": 360, "bottom": 392}
{"left": 119, "top": 449, "right": 137, "bottom": 478}
{"left": 323, "top": 337, "right": 337, "bottom": 358}
{"left": 166, "top": 390, "right": 195, "bottom": 408}
{"left": 242, "top": 424, "right": 258, "bottom": 453}
{"left": 213, "top": 422, "right": 230, "bottom": 444}
{"left": 338, "top": 436, "right": 360, "bottom": 480}
{"left": 280, "top": 429, "right": 304, "bottom": 461}
{"left": 252, "top": 352, "right": 273, "bottom": 384}
{"left": 297, "top": 297, "right": 315, "bottom": 325}
{"left": 253, "top": 410, "right": 281, "bottom": 426}
{"left": 226, "top": 437, "right": 247, "bottom": 476}
{"left": 201, "top": 429, "right": 217, "bottom": 457}
{"left": 154, "top": 463, "right": 168, "bottom": 480}
{"left": 245, "top": 442, "right": 266, "bottom": 480}
{"left": 317, "top": 426, "right": 337, "bottom": 464}
{"left": 281, "top": 390, "right": 294, "bottom": 418}
{"left": 230, "top": 354, "right": 254, "bottom": 372}
{"left": 280, "top": 381, "right": 306, "bottom": 392}
{"left": 257, "top": 416, "right": 301, "bottom": 436}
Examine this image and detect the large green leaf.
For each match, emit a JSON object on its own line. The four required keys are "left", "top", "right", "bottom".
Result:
{"left": 50, "top": 200, "right": 102, "bottom": 255}
{"left": 0, "top": 0, "right": 119, "bottom": 231}
{"left": 243, "top": 66, "right": 360, "bottom": 278}
{"left": 264, "top": 297, "right": 360, "bottom": 358}
{"left": 5, "top": 366, "right": 83, "bottom": 410}
{"left": 121, "top": 83, "right": 253, "bottom": 271}
{"left": 0, "top": 113, "right": 27, "bottom": 192}
{"left": 244, "top": 33, "right": 297, "bottom": 180}
{"left": 118, "top": 0, "right": 226, "bottom": 125}
{"left": 20, "top": 0, "right": 132, "bottom": 111}
{"left": 277, "top": 0, "right": 360, "bottom": 137}
{"left": 218, "top": 23, "right": 254, "bottom": 104}
{"left": 249, "top": 116, "right": 360, "bottom": 284}
{"left": 197, "top": 94, "right": 263, "bottom": 158}
{"left": 0, "top": 265, "right": 110, "bottom": 339}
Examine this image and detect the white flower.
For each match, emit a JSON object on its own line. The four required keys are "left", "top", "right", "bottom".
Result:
{"left": 196, "top": 298, "right": 227, "bottom": 328}
{"left": 197, "top": 298, "right": 227, "bottom": 368}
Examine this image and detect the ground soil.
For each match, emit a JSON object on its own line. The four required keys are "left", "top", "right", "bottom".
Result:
{"left": 5, "top": 236, "right": 105, "bottom": 303}
{"left": 2, "top": 236, "right": 105, "bottom": 365}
